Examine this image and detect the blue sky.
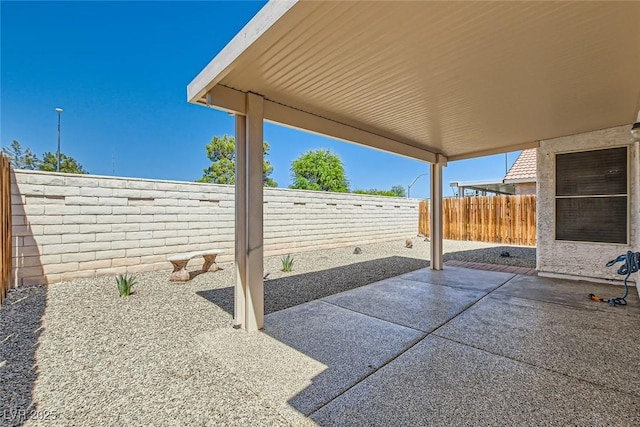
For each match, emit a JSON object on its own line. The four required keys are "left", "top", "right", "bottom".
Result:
{"left": 0, "top": 1, "right": 518, "bottom": 199}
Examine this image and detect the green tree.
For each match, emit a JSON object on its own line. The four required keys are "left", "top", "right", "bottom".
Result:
{"left": 2, "top": 140, "right": 87, "bottom": 174}
{"left": 1, "top": 140, "right": 40, "bottom": 170}
{"left": 354, "top": 185, "right": 406, "bottom": 197}
{"left": 197, "top": 135, "right": 277, "bottom": 187}
{"left": 390, "top": 185, "right": 406, "bottom": 197}
{"left": 38, "top": 152, "right": 88, "bottom": 174}
{"left": 289, "top": 149, "right": 349, "bottom": 192}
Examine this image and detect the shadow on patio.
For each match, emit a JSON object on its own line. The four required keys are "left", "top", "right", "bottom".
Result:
{"left": 196, "top": 255, "right": 429, "bottom": 315}
{"left": 197, "top": 266, "right": 640, "bottom": 426}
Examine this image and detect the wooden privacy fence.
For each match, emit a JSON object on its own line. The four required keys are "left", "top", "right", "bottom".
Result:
{"left": 1, "top": 154, "right": 12, "bottom": 304}
{"left": 419, "top": 195, "right": 537, "bottom": 246}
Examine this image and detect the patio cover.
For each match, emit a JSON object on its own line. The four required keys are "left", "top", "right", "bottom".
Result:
{"left": 188, "top": 0, "right": 640, "bottom": 331}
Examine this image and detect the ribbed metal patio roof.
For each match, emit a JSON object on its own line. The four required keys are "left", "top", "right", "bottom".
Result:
{"left": 188, "top": 0, "right": 640, "bottom": 163}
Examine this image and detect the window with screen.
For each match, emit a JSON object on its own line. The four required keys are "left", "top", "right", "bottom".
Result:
{"left": 555, "top": 147, "right": 627, "bottom": 244}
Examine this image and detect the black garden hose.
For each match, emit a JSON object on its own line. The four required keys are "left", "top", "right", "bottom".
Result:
{"left": 590, "top": 251, "right": 640, "bottom": 306}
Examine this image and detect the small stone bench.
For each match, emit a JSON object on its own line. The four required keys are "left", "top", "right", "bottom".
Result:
{"left": 168, "top": 250, "right": 223, "bottom": 282}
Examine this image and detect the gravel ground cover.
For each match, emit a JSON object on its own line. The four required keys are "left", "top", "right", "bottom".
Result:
{"left": 0, "top": 239, "right": 535, "bottom": 426}
{"left": 442, "top": 244, "right": 536, "bottom": 268}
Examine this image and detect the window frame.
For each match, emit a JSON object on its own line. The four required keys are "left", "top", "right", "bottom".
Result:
{"left": 553, "top": 145, "right": 629, "bottom": 245}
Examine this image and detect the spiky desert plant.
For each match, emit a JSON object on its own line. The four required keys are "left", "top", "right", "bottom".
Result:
{"left": 116, "top": 273, "right": 137, "bottom": 297}
{"left": 281, "top": 254, "right": 294, "bottom": 273}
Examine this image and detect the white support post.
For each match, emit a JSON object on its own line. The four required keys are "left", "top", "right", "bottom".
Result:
{"left": 430, "top": 155, "right": 444, "bottom": 270}
{"left": 244, "top": 92, "right": 265, "bottom": 331}
{"left": 234, "top": 114, "right": 247, "bottom": 328}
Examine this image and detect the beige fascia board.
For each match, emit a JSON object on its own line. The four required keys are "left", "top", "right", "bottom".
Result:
{"left": 263, "top": 100, "right": 439, "bottom": 164}
{"left": 187, "top": 0, "right": 298, "bottom": 104}
{"left": 448, "top": 141, "right": 540, "bottom": 162}
{"left": 206, "top": 85, "right": 247, "bottom": 115}
{"left": 204, "top": 85, "right": 441, "bottom": 164}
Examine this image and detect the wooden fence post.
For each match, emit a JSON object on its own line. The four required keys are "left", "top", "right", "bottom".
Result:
{"left": 1, "top": 154, "right": 12, "bottom": 305}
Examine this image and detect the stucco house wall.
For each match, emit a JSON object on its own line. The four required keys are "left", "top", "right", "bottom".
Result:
{"left": 515, "top": 182, "right": 536, "bottom": 195}
{"left": 537, "top": 125, "right": 639, "bottom": 283}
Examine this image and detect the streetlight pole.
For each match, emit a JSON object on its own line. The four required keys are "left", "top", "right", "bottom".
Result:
{"left": 407, "top": 172, "right": 429, "bottom": 198}
{"left": 55, "top": 108, "right": 63, "bottom": 172}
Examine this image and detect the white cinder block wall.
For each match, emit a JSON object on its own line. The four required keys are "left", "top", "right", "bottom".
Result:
{"left": 537, "top": 125, "right": 639, "bottom": 283}
{"left": 10, "top": 170, "right": 419, "bottom": 286}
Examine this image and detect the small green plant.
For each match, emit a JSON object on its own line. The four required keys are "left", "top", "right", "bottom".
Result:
{"left": 281, "top": 254, "right": 294, "bottom": 273}
{"left": 116, "top": 273, "right": 137, "bottom": 297}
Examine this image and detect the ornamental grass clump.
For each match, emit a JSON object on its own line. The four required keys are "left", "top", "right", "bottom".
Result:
{"left": 116, "top": 273, "right": 137, "bottom": 297}
{"left": 281, "top": 254, "right": 294, "bottom": 273}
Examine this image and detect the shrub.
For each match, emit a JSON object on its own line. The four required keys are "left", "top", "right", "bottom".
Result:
{"left": 116, "top": 273, "right": 137, "bottom": 297}
{"left": 281, "top": 255, "right": 294, "bottom": 273}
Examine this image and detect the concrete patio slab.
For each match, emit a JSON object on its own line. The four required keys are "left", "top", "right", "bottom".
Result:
{"left": 195, "top": 266, "right": 640, "bottom": 425}
{"left": 195, "top": 328, "right": 322, "bottom": 426}
{"left": 311, "top": 335, "right": 640, "bottom": 426}
{"left": 264, "top": 300, "right": 424, "bottom": 415}
{"left": 445, "top": 259, "right": 537, "bottom": 275}
{"left": 322, "top": 277, "right": 486, "bottom": 332}
{"left": 399, "top": 266, "right": 515, "bottom": 292}
{"left": 495, "top": 274, "right": 640, "bottom": 314}
{"left": 434, "top": 293, "right": 640, "bottom": 396}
